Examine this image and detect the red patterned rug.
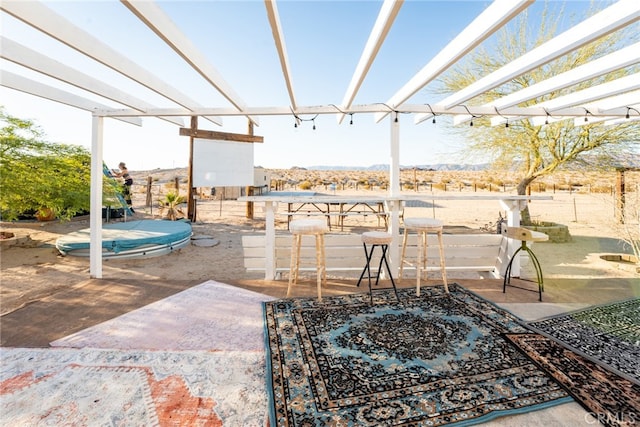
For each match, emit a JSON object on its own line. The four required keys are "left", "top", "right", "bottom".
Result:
{"left": 506, "top": 333, "right": 640, "bottom": 427}
{"left": 0, "top": 347, "right": 267, "bottom": 426}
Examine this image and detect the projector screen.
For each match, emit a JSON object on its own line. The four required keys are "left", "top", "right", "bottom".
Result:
{"left": 192, "top": 138, "right": 254, "bottom": 187}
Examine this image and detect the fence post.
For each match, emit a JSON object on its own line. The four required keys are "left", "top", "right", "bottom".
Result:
{"left": 146, "top": 176, "right": 153, "bottom": 207}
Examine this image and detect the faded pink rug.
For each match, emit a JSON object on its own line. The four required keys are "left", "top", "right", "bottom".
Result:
{"left": 0, "top": 347, "right": 267, "bottom": 426}
{"left": 50, "top": 280, "right": 274, "bottom": 351}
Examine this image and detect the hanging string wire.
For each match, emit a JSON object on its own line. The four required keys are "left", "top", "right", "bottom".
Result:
{"left": 426, "top": 103, "right": 437, "bottom": 124}
{"left": 462, "top": 105, "right": 482, "bottom": 126}
{"left": 494, "top": 106, "right": 509, "bottom": 128}
{"left": 329, "top": 104, "right": 354, "bottom": 125}
{"left": 291, "top": 107, "right": 319, "bottom": 129}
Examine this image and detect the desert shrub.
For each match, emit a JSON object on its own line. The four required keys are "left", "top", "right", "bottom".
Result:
{"left": 432, "top": 182, "right": 447, "bottom": 191}
{"left": 472, "top": 181, "right": 487, "bottom": 190}
{"left": 299, "top": 180, "right": 312, "bottom": 190}
{"left": 0, "top": 109, "right": 102, "bottom": 221}
{"left": 592, "top": 185, "right": 613, "bottom": 194}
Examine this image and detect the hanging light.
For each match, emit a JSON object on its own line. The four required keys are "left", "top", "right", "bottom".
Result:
{"left": 426, "top": 104, "right": 437, "bottom": 124}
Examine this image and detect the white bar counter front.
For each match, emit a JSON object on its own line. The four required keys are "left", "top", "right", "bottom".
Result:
{"left": 238, "top": 193, "right": 552, "bottom": 280}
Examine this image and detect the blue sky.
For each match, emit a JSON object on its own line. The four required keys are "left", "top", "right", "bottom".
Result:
{"left": 1, "top": 0, "right": 600, "bottom": 170}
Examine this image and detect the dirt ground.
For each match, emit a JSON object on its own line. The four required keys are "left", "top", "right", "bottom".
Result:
{"left": 1, "top": 185, "right": 638, "bottom": 347}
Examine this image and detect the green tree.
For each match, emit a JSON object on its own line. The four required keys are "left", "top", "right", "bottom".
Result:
{"left": 0, "top": 109, "right": 120, "bottom": 221}
{"left": 436, "top": 3, "right": 640, "bottom": 223}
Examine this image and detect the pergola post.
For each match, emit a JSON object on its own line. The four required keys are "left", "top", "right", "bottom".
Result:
{"left": 389, "top": 112, "right": 401, "bottom": 272}
{"left": 187, "top": 116, "right": 197, "bottom": 220}
{"left": 90, "top": 115, "right": 104, "bottom": 279}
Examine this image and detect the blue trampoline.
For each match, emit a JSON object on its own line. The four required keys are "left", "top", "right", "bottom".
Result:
{"left": 56, "top": 220, "right": 192, "bottom": 259}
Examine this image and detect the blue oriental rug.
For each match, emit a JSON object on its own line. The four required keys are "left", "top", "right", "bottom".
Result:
{"left": 527, "top": 298, "right": 640, "bottom": 384}
{"left": 263, "top": 284, "right": 571, "bottom": 426}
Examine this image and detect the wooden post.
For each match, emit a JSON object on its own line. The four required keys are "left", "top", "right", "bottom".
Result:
{"left": 616, "top": 168, "right": 626, "bottom": 224}
{"left": 246, "top": 119, "right": 255, "bottom": 219}
{"left": 246, "top": 186, "right": 254, "bottom": 218}
{"left": 187, "top": 116, "right": 197, "bottom": 220}
{"left": 146, "top": 176, "right": 152, "bottom": 207}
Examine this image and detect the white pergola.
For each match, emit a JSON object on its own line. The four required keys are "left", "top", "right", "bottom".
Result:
{"left": 1, "top": 0, "right": 639, "bottom": 278}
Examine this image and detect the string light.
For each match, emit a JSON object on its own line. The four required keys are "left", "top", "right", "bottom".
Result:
{"left": 378, "top": 103, "right": 399, "bottom": 123}
{"left": 291, "top": 111, "right": 319, "bottom": 130}
{"left": 426, "top": 103, "right": 437, "bottom": 124}
{"left": 493, "top": 107, "right": 509, "bottom": 128}
{"left": 626, "top": 107, "right": 639, "bottom": 119}
{"left": 462, "top": 105, "right": 480, "bottom": 127}
{"left": 329, "top": 104, "right": 354, "bottom": 126}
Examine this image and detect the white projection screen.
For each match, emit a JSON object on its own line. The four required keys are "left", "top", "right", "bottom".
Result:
{"left": 192, "top": 139, "right": 254, "bottom": 187}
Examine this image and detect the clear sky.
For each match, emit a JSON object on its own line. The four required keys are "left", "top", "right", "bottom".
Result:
{"left": 1, "top": 0, "right": 599, "bottom": 171}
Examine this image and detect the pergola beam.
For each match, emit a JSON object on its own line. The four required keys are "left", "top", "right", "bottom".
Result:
{"left": 265, "top": 0, "right": 298, "bottom": 111}
{"left": 377, "top": 0, "right": 533, "bottom": 123}
{"left": 121, "top": 0, "right": 257, "bottom": 126}
{"left": 539, "top": 94, "right": 640, "bottom": 127}
{"left": 495, "top": 73, "right": 640, "bottom": 126}
{"left": 418, "top": 0, "right": 640, "bottom": 124}
{"left": 0, "top": 0, "right": 223, "bottom": 126}
{"left": 339, "top": 0, "right": 403, "bottom": 124}
{"left": 1, "top": 70, "right": 142, "bottom": 126}
{"left": 93, "top": 103, "right": 633, "bottom": 119}
{"left": 1, "top": 36, "right": 184, "bottom": 127}
{"left": 454, "top": 41, "right": 640, "bottom": 125}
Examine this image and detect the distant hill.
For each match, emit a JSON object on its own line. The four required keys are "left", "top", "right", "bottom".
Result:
{"left": 306, "top": 164, "right": 490, "bottom": 171}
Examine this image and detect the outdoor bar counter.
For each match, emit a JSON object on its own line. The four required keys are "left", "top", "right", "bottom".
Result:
{"left": 238, "top": 193, "right": 553, "bottom": 280}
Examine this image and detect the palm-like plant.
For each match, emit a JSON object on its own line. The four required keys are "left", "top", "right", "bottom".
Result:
{"left": 158, "top": 192, "right": 185, "bottom": 221}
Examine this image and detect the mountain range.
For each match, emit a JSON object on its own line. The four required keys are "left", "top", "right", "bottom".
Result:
{"left": 293, "top": 164, "right": 490, "bottom": 171}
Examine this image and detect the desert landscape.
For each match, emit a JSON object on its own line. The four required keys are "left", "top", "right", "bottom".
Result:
{"left": 1, "top": 167, "right": 639, "bottom": 427}
{"left": 0, "top": 167, "right": 638, "bottom": 340}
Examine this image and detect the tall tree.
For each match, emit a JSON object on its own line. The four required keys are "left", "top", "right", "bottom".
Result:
{"left": 436, "top": 3, "right": 640, "bottom": 223}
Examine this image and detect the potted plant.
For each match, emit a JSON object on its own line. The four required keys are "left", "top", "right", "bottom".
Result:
{"left": 35, "top": 207, "right": 56, "bottom": 221}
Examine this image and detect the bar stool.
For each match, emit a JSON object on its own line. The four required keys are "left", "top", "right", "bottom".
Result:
{"left": 399, "top": 217, "right": 448, "bottom": 296}
{"left": 356, "top": 231, "right": 400, "bottom": 304}
{"left": 287, "top": 219, "right": 328, "bottom": 301}
{"left": 503, "top": 227, "right": 548, "bottom": 301}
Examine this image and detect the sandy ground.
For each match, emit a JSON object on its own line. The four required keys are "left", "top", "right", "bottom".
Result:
{"left": 1, "top": 184, "right": 638, "bottom": 320}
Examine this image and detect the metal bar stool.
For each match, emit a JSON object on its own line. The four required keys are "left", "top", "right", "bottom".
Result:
{"left": 287, "top": 219, "right": 328, "bottom": 301}
{"left": 399, "top": 217, "right": 448, "bottom": 296}
{"left": 356, "top": 231, "right": 399, "bottom": 304}
{"left": 503, "top": 227, "right": 548, "bottom": 301}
